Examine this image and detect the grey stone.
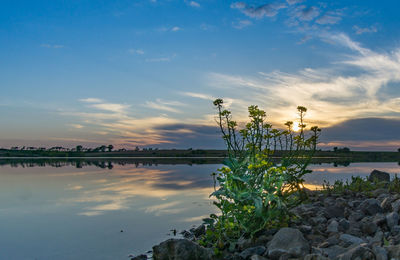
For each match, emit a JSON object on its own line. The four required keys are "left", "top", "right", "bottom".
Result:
{"left": 361, "top": 217, "right": 378, "bottom": 235}
{"left": 327, "top": 220, "right": 339, "bottom": 233}
{"left": 336, "top": 244, "right": 375, "bottom": 260}
{"left": 152, "top": 239, "right": 213, "bottom": 260}
{"left": 372, "top": 246, "right": 388, "bottom": 260}
{"left": 299, "top": 225, "right": 313, "bottom": 234}
{"left": 381, "top": 198, "right": 392, "bottom": 212}
{"left": 339, "top": 219, "right": 350, "bottom": 232}
{"left": 369, "top": 169, "right": 390, "bottom": 183}
{"left": 192, "top": 224, "right": 206, "bottom": 237}
{"left": 392, "top": 199, "right": 400, "bottom": 213}
{"left": 303, "top": 254, "right": 329, "bottom": 260}
{"left": 339, "top": 234, "right": 365, "bottom": 247}
{"left": 360, "top": 199, "right": 383, "bottom": 215}
{"left": 384, "top": 244, "right": 400, "bottom": 259}
{"left": 325, "top": 205, "right": 345, "bottom": 218}
{"left": 320, "top": 245, "right": 347, "bottom": 259}
{"left": 239, "top": 246, "right": 266, "bottom": 260}
{"left": 267, "top": 228, "right": 310, "bottom": 259}
{"left": 386, "top": 212, "right": 399, "bottom": 230}
{"left": 250, "top": 255, "right": 267, "bottom": 260}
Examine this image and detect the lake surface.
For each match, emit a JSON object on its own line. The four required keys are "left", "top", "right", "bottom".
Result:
{"left": 0, "top": 159, "right": 399, "bottom": 260}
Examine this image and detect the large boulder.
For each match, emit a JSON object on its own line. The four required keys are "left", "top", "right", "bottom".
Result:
{"left": 152, "top": 239, "right": 213, "bottom": 260}
{"left": 369, "top": 170, "right": 390, "bottom": 183}
{"left": 267, "top": 227, "right": 310, "bottom": 259}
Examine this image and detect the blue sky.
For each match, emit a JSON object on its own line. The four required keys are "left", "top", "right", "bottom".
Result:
{"left": 1, "top": 0, "right": 400, "bottom": 150}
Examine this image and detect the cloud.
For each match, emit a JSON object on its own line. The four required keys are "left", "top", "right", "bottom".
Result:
{"left": 353, "top": 25, "right": 378, "bottom": 35}
{"left": 316, "top": 14, "right": 342, "bottom": 25}
{"left": 157, "top": 26, "right": 182, "bottom": 33}
{"left": 128, "top": 48, "right": 145, "bottom": 55}
{"left": 206, "top": 34, "right": 400, "bottom": 129}
{"left": 68, "top": 124, "right": 84, "bottom": 129}
{"left": 291, "top": 5, "right": 320, "bottom": 21}
{"left": 171, "top": 26, "right": 181, "bottom": 32}
{"left": 89, "top": 103, "right": 130, "bottom": 114}
{"left": 231, "top": 2, "right": 287, "bottom": 19}
{"left": 79, "top": 98, "right": 103, "bottom": 103}
{"left": 144, "top": 99, "right": 186, "bottom": 113}
{"left": 187, "top": 1, "right": 200, "bottom": 8}
{"left": 232, "top": 20, "right": 252, "bottom": 29}
{"left": 286, "top": 0, "right": 303, "bottom": 5}
{"left": 181, "top": 92, "right": 215, "bottom": 100}
{"left": 40, "top": 44, "right": 64, "bottom": 49}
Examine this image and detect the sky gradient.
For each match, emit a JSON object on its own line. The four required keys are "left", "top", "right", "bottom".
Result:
{"left": 1, "top": 0, "right": 400, "bottom": 150}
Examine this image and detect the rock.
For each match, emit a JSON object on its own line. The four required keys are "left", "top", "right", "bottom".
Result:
{"left": 131, "top": 255, "right": 147, "bottom": 260}
{"left": 325, "top": 205, "right": 345, "bottom": 218}
{"left": 349, "top": 211, "right": 365, "bottom": 222}
{"left": 310, "top": 216, "right": 327, "bottom": 226}
{"left": 391, "top": 225, "right": 400, "bottom": 235}
{"left": 361, "top": 217, "right": 378, "bottom": 235}
{"left": 267, "top": 227, "right": 310, "bottom": 259}
{"left": 303, "top": 254, "right": 329, "bottom": 260}
{"left": 237, "top": 237, "right": 254, "bottom": 251}
{"left": 336, "top": 244, "right": 375, "bottom": 260}
{"left": 386, "top": 212, "right": 399, "bottom": 230}
{"left": 373, "top": 214, "right": 387, "bottom": 226}
{"left": 372, "top": 246, "right": 388, "bottom": 260}
{"left": 369, "top": 231, "right": 384, "bottom": 246}
{"left": 299, "top": 225, "right": 313, "bottom": 234}
{"left": 250, "top": 255, "right": 267, "bottom": 260}
{"left": 381, "top": 198, "right": 392, "bottom": 212}
{"left": 239, "top": 246, "right": 266, "bottom": 260}
{"left": 359, "top": 199, "right": 383, "bottom": 215}
{"left": 320, "top": 245, "right": 347, "bottom": 259}
{"left": 369, "top": 169, "right": 390, "bottom": 183}
{"left": 339, "top": 234, "right": 364, "bottom": 247}
{"left": 338, "top": 219, "right": 350, "bottom": 232}
{"left": 384, "top": 244, "right": 400, "bottom": 259}
{"left": 180, "top": 230, "right": 193, "bottom": 239}
{"left": 327, "top": 220, "right": 339, "bottom": 233}
{"left": 392, "top": 199, "right": 400, "bottom": 213}
{"left": 152, "top": 239, "right": 213, "bottom": 260}
{"left": 192, "top": 224, "right": 206, "bottom": 237}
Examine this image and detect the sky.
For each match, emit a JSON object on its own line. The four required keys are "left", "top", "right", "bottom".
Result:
{"left": 1, "top": 0, "right": 400, "bottom": 151}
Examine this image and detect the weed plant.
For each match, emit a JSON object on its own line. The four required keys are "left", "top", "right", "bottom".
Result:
{"left": 201, "top": 99, "right": 320, "bottom": 251}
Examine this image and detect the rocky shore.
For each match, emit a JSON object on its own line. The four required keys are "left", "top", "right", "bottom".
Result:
{"left": 132, "top": 170, "right": 400, "bottom": 260}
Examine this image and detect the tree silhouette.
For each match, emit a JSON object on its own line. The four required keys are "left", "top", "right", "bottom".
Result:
{"left": 76, "top": 145, "right": 83, "bottom": 152}
{"left": 108, "top": 145, "right": 114, "bottom": 152}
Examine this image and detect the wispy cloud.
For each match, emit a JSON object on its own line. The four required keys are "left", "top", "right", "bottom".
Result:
{"left": 206, "top": 34, "right": 400, "bottom": 127}
{"left": 353, "top": 25, "right": 378, "bottom": 35}
{"left": 68, "top": 124, "right": 84, "bottom": 129}
{"left": 316, "top": 13, "right": 342, "bottom": 25}
{"left": 187, "top": 1, "right": 200, "bottom": 8}
{"left": 90, "top": 103, "right": 130, "bottom": 114}
{"left": 144, "top": 99, "right": 186, "bottom": 113}
{"left": 128, "top": 48, "right": 145, "bottom": 55}
{"left": 231, "top": 2, "right": 287, "bottom": 19}
{"left": 181, "top": 92, "right": 215, "bottom": 100}
{"left": 79, "top": 98, "right": 103, "bottom": 103}
{"left": 232, "top": 19, "right": 252, "bottom": 29}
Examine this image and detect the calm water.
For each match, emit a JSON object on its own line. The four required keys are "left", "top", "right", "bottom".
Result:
{"left": 0, "top": 160, "right": 399, "bottom": 260}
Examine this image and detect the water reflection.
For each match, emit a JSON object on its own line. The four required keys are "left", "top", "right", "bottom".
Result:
{"left": 0, "top": 160, "right": 398, "bottom": 259}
